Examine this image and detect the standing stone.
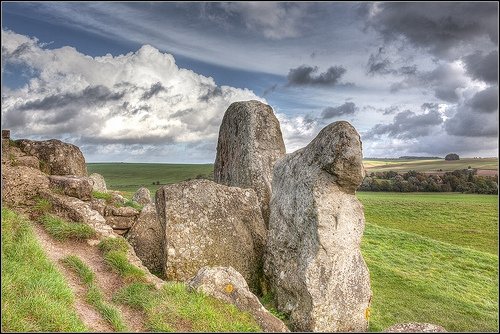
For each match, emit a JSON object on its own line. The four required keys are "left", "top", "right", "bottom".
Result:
{"left": 127, "top": 203, "right": 164, "bottom": 275}
{"left": 89, "top": 173, "right": 107, "bottom": 193}
{"left": 15, "top": 139, "right": 87, "bottom": 176}
{"left": 214, "top": 100, "right": 286, "bottom": 226}
{"left": 156, "top": 179, "right": 267, "bottom": 292}
{"left": 132, "top": 187, "right": 152, "bottom": 206}
{"left": 264, "top": 121, "right": 371, "bottom": 332}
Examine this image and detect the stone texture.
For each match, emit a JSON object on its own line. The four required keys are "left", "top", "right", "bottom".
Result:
{"left": 49, "top": 175, "right": 93, "bottom": 201}
{"left": 127, "top": 203, "right": 164, "bottom": 275}
{"left": 385, "top": 323, "right": 447, "bottom": 332}
{"left": 89, "top": 173, "right": 107, "bottom": 193}
{"left": 15, "top": 138, "right": 87, "bottom": 176}
{"left": 156, "top": 179, "right": 266, "bottom": 292}
{"left": 1, "top": 165, "right": 50, "bottom": 207}
{"left": 214, "top": 100, "right": 286, "bottom": 226}
{"left": 105, "top": 216, "right": 136, "bottom": 230}
{"left": 39, "top": 190, "right": 114, "bottom": 238}
{"left": 109, "top": 206, "right": 139, "bottom": 217}
{"left": 132, "top": 187, "right": 152, "bottom": 206}
{"left": 188, "top": 266, "right": 289, "bottom": 333}
{"left": 264, "top": 121, "right": 370, "bottom": 332}
{"left": 90, "top": 199, "right": 107, "bottom": 216}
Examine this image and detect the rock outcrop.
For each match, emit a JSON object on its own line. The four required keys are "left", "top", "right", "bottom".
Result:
{"left": 156, "top": 179, "right": 267, "bottom": 292}
{"left": 132, "top": 187, "right": 152, "bottom": 206}
{"left": 1, "top": 165, "right": 50, "bottom": 207}
{"left": 214, "top": 100, "right": 286, "bottom": 225}
{"left": 89, "top": 173, "right": 107, "bottom": 193}
{"left": 103, "top": 205, "right": 139, "bottom": 234}
{"left": 188, "top": 266, "right": 289, "bottom": 333}
{"left": 385, "top": 323, "right": 448, "bottom": 332}
{"left": 49, "top": 175, "right": 93, "bottom": 201}
{"left": 264, "top": 121, "right": 371, "bottom": 332}
{"left": 127, "top": 203, "right": 163, "bottom": 275}
{"left": 15, "top": 138, "right": 87, "bottom": 176}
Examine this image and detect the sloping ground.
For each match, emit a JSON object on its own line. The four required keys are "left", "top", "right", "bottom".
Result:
{"left": 363, "top": 157, "right": 498, "bottom": 174}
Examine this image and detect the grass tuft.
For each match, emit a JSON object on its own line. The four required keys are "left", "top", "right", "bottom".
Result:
{"left": 103, "top": 250, "right": 146, "bottom": 281}
{"left": 114, "top": 281, "right": 261, "bottom": 332}
{"left": 123, "top": 200, "right": 143, "bottom": 211}
{"left": 40, "top": 214, "right": 95, "bottom": 241}
{"left": 62, "top": 255, "right": 127, "bottom": 332}
{"left": 98, "top": 237, "right": 129, "bottom": 254}
{"left": 92, "top": 190, "right": 113, "bottom": 203}
{"left": 2, "top": 208, "right": 87, "bottom": 332}
{"left": 34, "top": 197, "right": 52, "bottom": 214}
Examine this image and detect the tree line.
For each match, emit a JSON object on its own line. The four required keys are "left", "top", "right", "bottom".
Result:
{"left": 358, "top": 169, "right": 498, "bottom": 194}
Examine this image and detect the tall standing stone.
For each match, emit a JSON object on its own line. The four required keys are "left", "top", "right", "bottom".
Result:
{"left": 214, "top": 100, "right": 286, "bottom": 226}
{"left": 155, "top": 179, "right": 267, "bottom": 293}
{"left": 264, "top": 121, "right": 371, "bottom": 332}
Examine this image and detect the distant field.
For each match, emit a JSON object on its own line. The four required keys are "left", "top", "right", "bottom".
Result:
{"left": 87, "top": 163, "right": 213, "bottom": 194}
{"left": 363, "top": 157, "right": 498, "bottom": 174}
{"left": 87, "top": 163, "right": 498, "bottom": 332}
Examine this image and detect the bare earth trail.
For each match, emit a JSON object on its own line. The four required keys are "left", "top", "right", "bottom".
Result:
{"left": 32, "top": 223, "right": 148, "bottom": 332}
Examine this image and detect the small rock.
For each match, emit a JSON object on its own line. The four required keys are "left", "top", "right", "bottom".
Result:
{"left": 89, "top": 173, "right": 107, "bottom": 193}
{"left": 49, "top": 175, "right": 93, "bottom": 201}
{"left": 188, "top": 266, "right": 289, "bottom": 332}
{"left": 385, "top": 323, "right": 448, "bottom": 332}
{"left": 132, "top": 187, "right": 152, "bottom": 206}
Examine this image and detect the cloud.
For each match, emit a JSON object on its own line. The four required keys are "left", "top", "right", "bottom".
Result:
{"left": 286, "top": 64, "right": 346, "bottom": 87}
{"left": 216, "top": 2, "right": 310, "bottom": 40}
{"left": 275, "top": 112, "right": 318, "bottom": 153}
{"left": 321, "top": 102, "right": 358, "bottom": 119}
{"left": 468, "top": 86, "right": 499, "bottom": 113}
{"left": 364, "top": 107, "right": 443, "bottom": 140}
{"left": 463, "top": 50, "right": 499, "bottom": 83}
{"left": 1, "top": 30, "right": 263, "bottom": 152}
{"left": 362, "top": 2, "right": 498, "bottom": 58}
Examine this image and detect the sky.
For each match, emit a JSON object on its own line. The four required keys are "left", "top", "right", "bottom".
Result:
{"left": 1, "top": 2, "right": 498, "bottom": 163}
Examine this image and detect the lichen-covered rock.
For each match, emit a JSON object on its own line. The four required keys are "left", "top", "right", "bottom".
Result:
{"left": 15, "top": 139, "right": 87, "bottom": 176}
{"left": 90, "top": 198, "right": 107, "bottom": 216}
{"left": 214, "top": 100, "right": 286, "bottom": 226}
{"left": 132, "top": 187, "right": 152, "bottom": 206}
{"left": 188, "top": 266, "right": 289, "bottom": 332}
{"left": 89, "top": 173, "right": 107, "bottom": 193}
{"left": 105, "top": 216, "right": 136, "bottom": 230}
{"left": 49, "top": 175, "right": 93, "bottom": 201}
{"left": 127, "top": 203, "right": 164, "bottom": 275}
{"left": 385, "top": 323, "right": 448, "bottom": 332}
{"left": 1, "top": 165, "right": 50, "bottom": 207}
{"left": 39, "top": 190, "right": 113, "bottom": 238}
{"left": 156, "top": 179, "right": 266, "bottom": 292}
{"left": 264, "top": 121, "right": 371, "bottom": 332}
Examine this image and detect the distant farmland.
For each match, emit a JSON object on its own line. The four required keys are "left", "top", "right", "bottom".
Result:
{"left": 363, "top": 157, "right": 498, "bottom": 175}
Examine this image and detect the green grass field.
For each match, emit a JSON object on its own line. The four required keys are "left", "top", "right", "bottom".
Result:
{"left": 87, "top": 163, "right": 213, "bottom": 194}
{"left": 363, "top": 157, "right": 498, "bottom": 173}
{"left": 84, "top": 163, "right": 498, "bottom": 332}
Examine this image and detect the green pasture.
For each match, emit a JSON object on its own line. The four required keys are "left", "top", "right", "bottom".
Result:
{"left": 363, "top": 157, "right": 498, "bottom": 173}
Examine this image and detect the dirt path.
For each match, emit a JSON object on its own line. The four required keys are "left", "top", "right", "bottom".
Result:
{"left": 32, "top": 223, "right": 148, "bottom": 332}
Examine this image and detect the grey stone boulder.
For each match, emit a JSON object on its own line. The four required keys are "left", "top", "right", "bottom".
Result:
{"left": 264, "top": 121, "right": 371, "bottom": 332}
{"left": 15, "top": 139, "right": 87, "bottom": 176}
{"left": 1, "top": 165, "right": 50, "bottom": 207}
{"left": 214, "top": 100, "right": 286, "bottom": 226}
{"left": 156, "top": 179, "right": 267, "bottom": 292}
{"left": 49, "top": 175, "right": 93, "bottom": 201}
{"left": 188, "top": 266, "right": 289, "bottom": 332}
{"left": 385, "top": 323, "right": 447, "bottom": 332}
{"left": 127, "top": 203, "right": 164, "bottom": 275}
{"left": 89, "top": 173, "right": 107, "bottom": 193}
{"left": 132, "top": 187, "right": 152, "bottom": 206}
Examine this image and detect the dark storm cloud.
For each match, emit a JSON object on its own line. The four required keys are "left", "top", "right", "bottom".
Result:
{"left": 141, "top": 82, "right": 166, "bottom": 100}
{"left": 364, "top": 108, "right": 443, "bottom": 140}
{"left": 463, "top": 50, "right": 499, "bottom": 83}
{"left": 286, "top": 65, "right": 346, "bottom": 87}
{"left": 468, "top": 86, "right": 499, "bottom": 113}
{"left": 18, "top": 85, "right": 124, "bottom": 111}
{"left": 382, "top": 105, "right": 400, "bottom": 115}
{"left": 366, "top": 47, "right": 418, "bottom": 77}
{"left": 444, "top": 104, "right": 498, "bottom": 137}
{"left": 321, "top": 102, "right": 357, "bottom": 119}
{"left": 362, "top": 2, "right": 498, "bottom": 57}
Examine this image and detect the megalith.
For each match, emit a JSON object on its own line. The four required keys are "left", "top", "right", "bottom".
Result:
{"left": 155, "top": 179, "right": 267, "bottom": 292}
{"left": 264, "top": 121, "right": 371, "bottom": 332}
{"left": 214, "top": 100, "right": 286, "bottom": 225}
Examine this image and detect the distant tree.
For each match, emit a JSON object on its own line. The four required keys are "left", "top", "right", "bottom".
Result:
{"left": 445, "top": 153, "right": 460, "bottom": 161}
